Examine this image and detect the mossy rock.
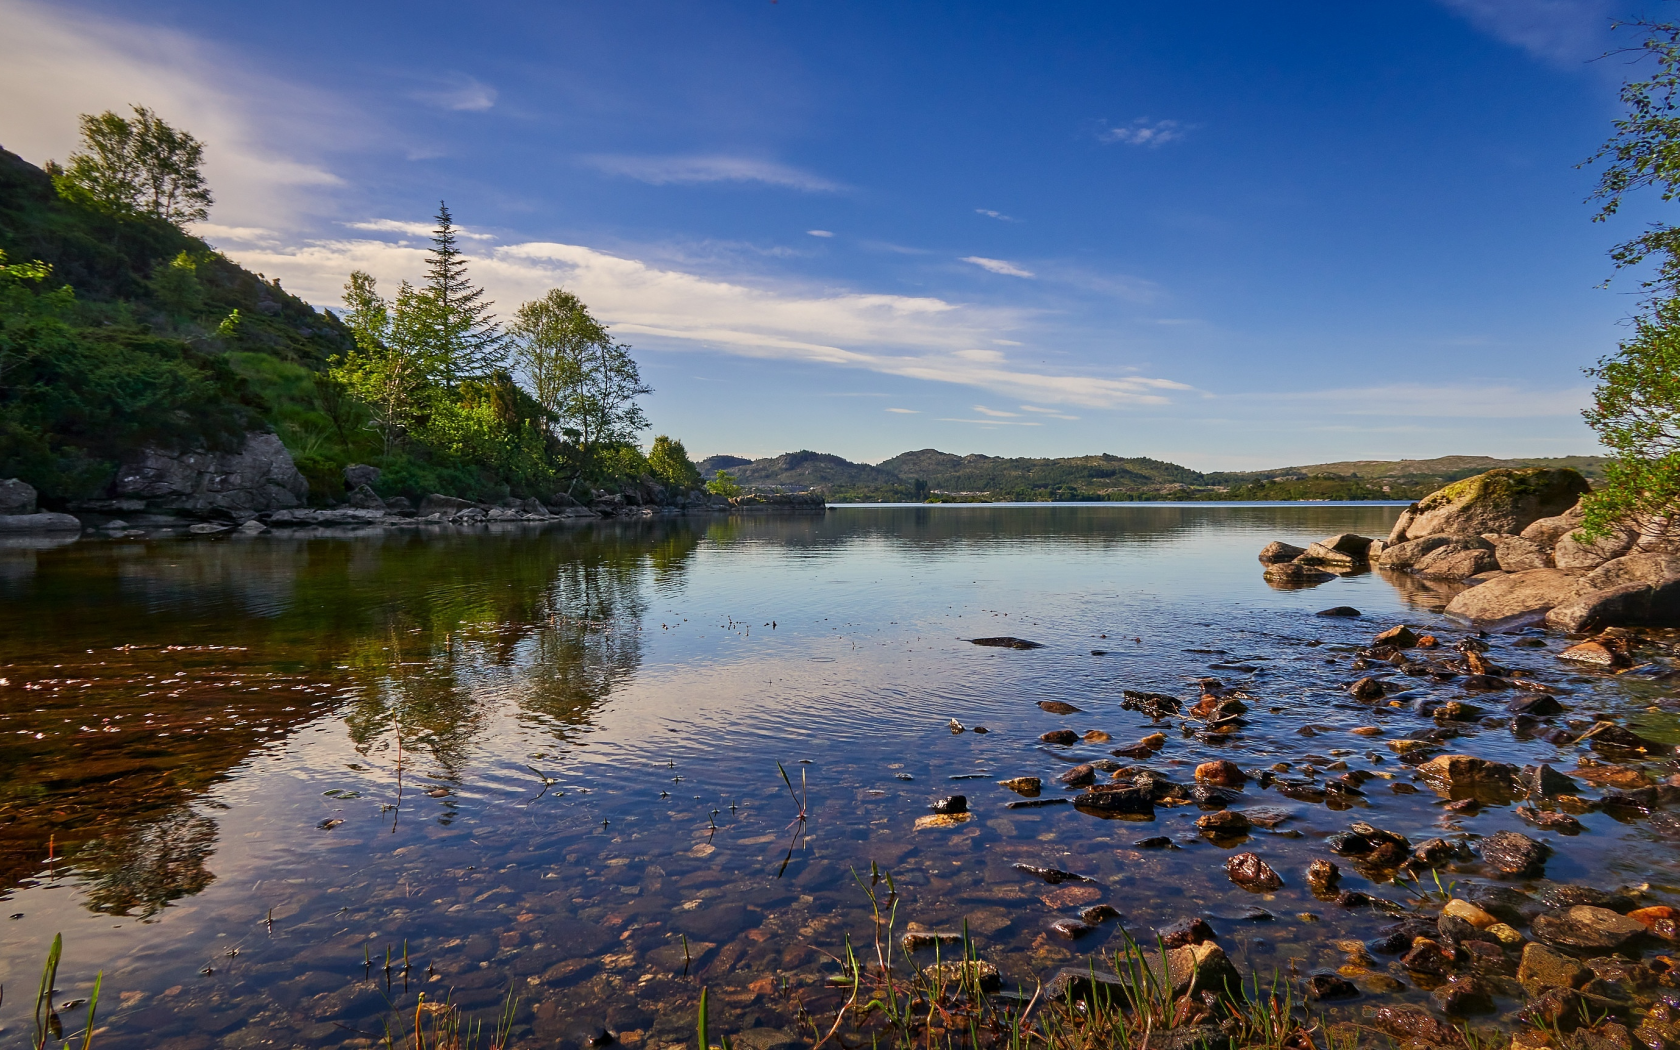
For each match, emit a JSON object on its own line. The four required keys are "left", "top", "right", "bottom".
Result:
{"left": 1396, "top": 468, "right": 1588, "bottom": 542}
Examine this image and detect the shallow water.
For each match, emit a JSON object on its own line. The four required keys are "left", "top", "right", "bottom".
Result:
{"left": 1, "top": 504, "right": 1677, "bottom": 1049}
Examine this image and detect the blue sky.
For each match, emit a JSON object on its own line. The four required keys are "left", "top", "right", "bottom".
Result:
{"left": 0, "top": 0, "right": 1664, "bottom": 468}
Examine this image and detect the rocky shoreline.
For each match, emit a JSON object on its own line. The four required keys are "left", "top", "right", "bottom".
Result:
{"left": 1259, "top": 467, "right": 1680, "bottom": 638}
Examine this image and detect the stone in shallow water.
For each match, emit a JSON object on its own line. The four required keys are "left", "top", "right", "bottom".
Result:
{"left": 1316, "top": 606, "right": 1362, "bottom": 618}
{"left": 1039, "top": 729, "right": 1077, "bottom": 745}
{"left": 1431, "top": 975, "right": 1497, "bottom": 1015}
{"left": 1224, "top": 852, "right": 1282, "bottom": 892}
{"left": 1531, "top": 906, "right": 1646, "bottom": 952}
{"left": 1480, "top": 830, "right": 1549, "bottom": 878}
{"left": 1012, "top": 863, "right": 1094, "bottom": 885}
{"left": 913, "top": 812, "right": 972, "bottom": 831}
{"left": 969, "top": 636, "right": 1044, "bottom": 649}
{"left": 1304, "top": 973, "right": 1359, "bottom": 1000}
{"left": 997, "top": 776, "right": 1040, "bottom": 796}
{"left": 930, "top": 795, "right": 967, "bottom": 814}
{"left": 1037, "top": 700, "right": 1080, "bottom": 714}
{"left": 1518, "top": 942, "right": 1590, "bottom": 996}
{"left": 1156, "top": 916, "right": 1216, "bottom": 948}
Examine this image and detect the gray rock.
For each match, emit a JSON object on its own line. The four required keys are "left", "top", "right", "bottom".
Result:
{"left": 1412, "top": 542, "right": 1500, "bottom": 579}
{"left": 1377, "top": 535, "right": 1458, "bottom": 570}
{"left": 1393, "top": 469, "right": 1590, "bottom": 542}
{"left": 1496, "top": 535, "right": 1554, "bottom": 571}
{"left": 348, "top": 484, "right": 386, "bottom": 510}
{"left": 1258, "top": 540, "right": 1307, "bottom": 564}
{"left": 1386, "top": 505, "right": 1420, "bottom": 545}
{"left": 518, "top": 497, "right": 551, "bottom": 517}
{"left": 1580, "top": 551, "right": 1680, "bottom": 590}
{"left": 1554, "top": 527, "right": 1636, "bottom": 571}
{"left": 0, "top": 512, "right": 82, "bottom": 533}
{"left": 0, "top": 478, "right": 37, "bottom": 515}
{"left": 112, "top": 432, "right": 308, "bottom": 519}
{"left": 419, "top": 494, "right": 476, "bottom": 516}
{"left": 1321, "top": 533, "right": 1376, "bottom": 558}
{"left": 343, "top": 463, "right": 381, "bottom": 490}
{"left": 1521, "top": 500, "right": 1587, "bottom": 548}
{"left": 1298, "top": 541, "right": 1363, "bottom": 569}
{"left": 1443, "top": 568, "right": 1584, "bottom": 624}
{"left": 1262, "top": 562, "right": 1334, "bottom": 585}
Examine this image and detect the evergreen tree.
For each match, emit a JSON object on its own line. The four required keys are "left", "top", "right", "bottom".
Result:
{"left": 421, "top": 202, "right": 506, "bottom": 383}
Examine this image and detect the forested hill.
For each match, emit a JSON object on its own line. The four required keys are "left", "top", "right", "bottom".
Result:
{"left": 0, "top": 144, "right": 354, "bottom": 501}
{"left": 709, "top": 448, "right": 1607, "bottom": 502}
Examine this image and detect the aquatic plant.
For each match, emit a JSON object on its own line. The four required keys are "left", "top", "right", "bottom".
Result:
{"left": 29, "top": 934, "right": 103, "bottom": 1050}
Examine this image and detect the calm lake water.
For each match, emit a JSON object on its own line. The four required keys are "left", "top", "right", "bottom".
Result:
{"left": 2, "top": 504, "right": 1677, "bottom": 1049}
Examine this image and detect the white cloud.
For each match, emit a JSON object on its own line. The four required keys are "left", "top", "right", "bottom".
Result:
{"left": 232, "top": 232, "right": 1189, "bottom": 409}
{"left": 807, "top": 229, "right": 834, "bottom": 238}
{"left": 414, "top": 73, "right": 497, "bottom": 112}
{"left": 1020, "top": 404, "right": 1081, "bottom": 420}
{"left": 885, "top": 408, "right": 919, "bottom": 414}
{"left": 938, "top": 418, "right": 1044, "bottom": 427}
{"left": 1435, "top": 0, "right": 1614, "bottom": 65}
{"left": 976, "top": 208, "right": 1017, "bottom": 222}
{"left": 1097, "top": 118, "right": 1186, "bottom": 147}
{"left": 344, "top": 218, "right": 496, "bottom": 241}
{"left": 961, "top": 256, "right": 1035, "bottom": 278}
{"left": 971, "top": 405, "right": 1020, "bottom": 417}
{"left": 194, "top": 223, "right": 281, "bottom": 246}
{"left": 0, "top": 0, "right": 346, "bottom": 231}
{"left": 582, "top": 154, "right": 842, "bottom": 192}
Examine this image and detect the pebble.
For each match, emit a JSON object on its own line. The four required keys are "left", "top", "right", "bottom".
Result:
{"left": 1224, "top": 852, "right": 1282, "bottom": 892}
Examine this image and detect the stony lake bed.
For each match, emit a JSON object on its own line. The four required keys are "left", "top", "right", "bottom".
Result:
{"left": 1, "top": 503, "right": 1678, "bottom": 1050}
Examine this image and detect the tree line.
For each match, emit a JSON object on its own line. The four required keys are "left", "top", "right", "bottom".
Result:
{"left": 8, "top": 104, "right": 721, "bottom": 504}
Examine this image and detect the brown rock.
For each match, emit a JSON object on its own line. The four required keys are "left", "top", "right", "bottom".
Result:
{"left": 1416, "top": 754, "right": 1520, "bottom": 792}
{"left": 1057, "top": 764, "right": 1096, "bottom": 788}
{"left": 1196, "top": 810, "right": 1251, "bottom": 835}
{"left": 1263, "top": 562, "right": 1335, "bottom": 585}
{"left": 1258, "top": 540, "right": 1307, "bottom": 564}
{"left": 1480, "top": 830, "right": 1548, "bottom": 878}
{"left": 1081, "top": 729, "right": 1111, "bottom": 743}
{"left": 1224, "top": 852, "right": 1283, "bottom": 892}
{"left": 1040, "top": 729, "right": 1078, "bottom": 745}
{"left": 1371, "top": 1006, "right": 1464, "bottom": 1046}
{"left": 1497, "top": 535, "right": 1555, "bottom": 571}
{"left": 1038, "top": 700, "right": 1082, "bottom": 715}
{"left": 1395, "top": 469, "right": 1590, "bottom": 542}
{"left": 998, "top": 777, "right": 1041, "bottom": 796}
{"left": 1156, "top": 916, "right": 1217, "bottom": 947}
{"left": 1518, "top": 942, "right": 1591, "bottom": 996}
{"left": 1555, "top": 527, "right": 1637, "bottom": 571}
{"left": 1414, "top": 544, "right": 1501, "bottom": 579}
{"left": 1555, "top": 640, "right": 1627, "bottom": 667}
{"left": 1531, "top": 906, "right": 1647, "bottom": 952}
{"left": 1350, "top": 676, "right": 1388, "bottom": 701}
{"left": 1373, "top": 624, "right": 1419, "bottom": 648}
{"left": 1195, "top": 760, "right": 1246, "bottom": 786}
{"left": 1307, "top": 859, "right": 1341, "bottom": 899}
{"left": 1165, "top": 941, "right": 1244, "bottom": 999}
{"left": 1378, "top": 535, "right": 1458, "bottom": 570}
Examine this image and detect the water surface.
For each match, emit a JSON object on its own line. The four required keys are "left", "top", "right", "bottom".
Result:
{"left": 1, "top": 504, "right": 1675, "bottom": 1048}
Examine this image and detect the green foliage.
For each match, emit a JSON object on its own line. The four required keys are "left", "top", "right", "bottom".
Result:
{"left": 147, "top": 251, "right": 204, "bottom": 316}
{"left": 51, "top": 105, "right": 212, "bottom": 225}
{"left": 1581, "top": 288, "right": 1680, "bottom": 538}
{"left": 647, "top": 435, "right": 702, "bottom": 490}
{"left": 422, "top": 202, "right": 507, "bottom": 382}
{"left": 706, "top": 470, "right": 742, "bottom": 498}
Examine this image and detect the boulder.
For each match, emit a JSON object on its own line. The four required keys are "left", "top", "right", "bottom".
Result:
{"left": 1480, "top": 830, "right": 1548, "bottom": 878}
{"left": 0, "top": 478, "right": 37, "bottom": 514}
{"left": 1531, "top": 906, "right": 1647, "bottom": 953}
{"left": 1496, "top": 535, "right": 1554, "bottom": 571}
{"left": 1257, "top": 540, "right": 1306, "bottom": 564}
{"left": 1298, "top": 541, "right": 1362, "bottom": 569}
{"left": 1545, "top": 579, "right": 1680, "bottom": 632}
{"left": 1417, "top": 754, "right": 1520, "bottom": 793}
{"left": 1165, "top": 941, "right": 1245, "bottom": 999}
{"left": 343, "top": 463, "right": 381, "bottom": 490}
{"left": 419, "top": 494, "right": 476, "bottom": 516}
{"left": 1554, "top": 527, "right": 1637, "bottom": 571}
{"left": 347, "top": 484, "right": 386, "bottom": 510}
{"left": 1443, "top": 568, "right": 1584, "bottom": 624}
{"left": 1377, "top": 535, "right": 1458, "bottom": 570}
{"left": 0, "top": 512, "right": 82, "bottom": 533}
{"left": 1521, "top": 500, "right": 1588, "bottom": 547}
{"left": 111, "top": 431, "right": 309, "bottom": 519}
{"left": 1262, "top": 562, "right": 1334, "bottom": 586}
{"left": 1392, "top": 468, "right": 1590, "bottom": 542}
{"left": 1580, "top": 551, "right": 1680, "bottom": 591}
{"left": 1412, "top": 540, "right": 1500, "bottom": 579}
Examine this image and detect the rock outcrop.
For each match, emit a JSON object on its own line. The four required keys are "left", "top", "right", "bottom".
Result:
{"left": 1386, "top": 468, "right": 1589, "bottom": 544}
{"left": 0, "top": 479, "right": 82, "bottom": 533}
{"left": 108, "top": 432, "right": 310, "bottom": 521}
{"left": 1442, "top": 569, "right": 1583, "bottom": 625}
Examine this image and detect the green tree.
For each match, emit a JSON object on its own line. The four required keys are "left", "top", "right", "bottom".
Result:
{"left": 507, "top": 288, "right": 605, "bottom": 440}
{"left": 705, "top": 470, "right": 741, "bottom": 498}
{"left": 148, "top": 251, "right": 204, "bottom": 316}
{"left": 647, "top": 435, "right": 702, "bottom": 490}
{"left": 419, "top": 203, "right": 506, "bottom": 383}
{"left": 331, "top": 271, "right": 438, "bottom": 455}
{"left": 51, "top": 105, "right": 212, "bottom": 224}
{"left": 1581, "top": 20, "right": 1680, "bottom": 539}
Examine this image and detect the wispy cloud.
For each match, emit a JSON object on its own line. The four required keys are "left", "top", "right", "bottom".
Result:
{"left": 344, "top": 218, "right": 496, "bottom": 241}
{"left": 938, "top": 418, "right": 1044, "bottom": 427}
{"left": 234, "top": 231, "right": 1190, "bottom": 409}
{"left": 1097, "top": 118, "right": 1186, "bottom": 147}
{"left": 807, "top": 229, "right": 834, "bottom": 238}
{"left": 0, "top": 0, "right": 345, "bottom": 230}
{"left": 1020, "top": 404, "right": 1080, "bottom": 420}
{"left": 961, "top": 256, "right": 1035, "bottom": 278}
{"left": 885, "top": 408, "right": 919, "bottom": 414}
{"left": 582, "top": 153, "right": 842, "bottom": 191}
{"left": 971, "top": 405, "right": 1021, "bottom": 418}
{"left": 976, "top": 208, "right": 1017, "bottom": 222}
{"left": 1434, "top": 0, "right": 1614, "bottom": 66}
{"left": 414, "top": 73, "right": 497, "bottom": 112}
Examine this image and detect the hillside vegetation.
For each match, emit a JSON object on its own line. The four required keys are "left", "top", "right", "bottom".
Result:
{"left": 711, "top": 447, "right": 1607, "bottom": 502}
{"left": 1, "top": 112, "right": 704, "bottom": 509}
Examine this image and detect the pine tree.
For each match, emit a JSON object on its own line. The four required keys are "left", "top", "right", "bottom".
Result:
{"left": 421, "top": 202, "right": 507, "bottom": 384}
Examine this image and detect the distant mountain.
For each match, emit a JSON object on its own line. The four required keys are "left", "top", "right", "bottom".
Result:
{"left": 729, "top": 450, "right": 901, "bottom": 489}
{"left": 694, "top": 448, "right": 1607, "bottom": 502}
{"left": 697, "top": 455, "right": 752, "bottom": 477}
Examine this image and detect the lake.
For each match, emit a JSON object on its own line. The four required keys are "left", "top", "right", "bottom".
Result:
{"left": 1, "top": 504, "right": 1676, "bottom": 1049}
